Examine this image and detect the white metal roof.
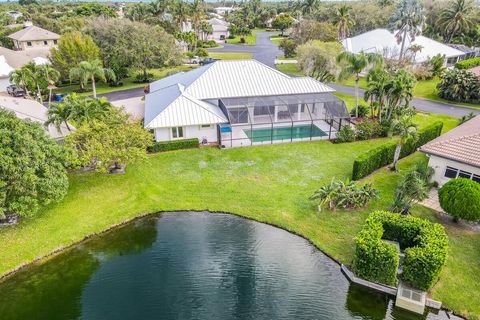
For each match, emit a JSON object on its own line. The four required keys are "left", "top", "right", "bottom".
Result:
{"left": 145, "top": 60, "right": 335, "bottom": 129}
{"left": 144, "top": 84, "right": 227, "bottom": 128}
{"left": 342, "top": 28, "right": 464, "bottom": 63}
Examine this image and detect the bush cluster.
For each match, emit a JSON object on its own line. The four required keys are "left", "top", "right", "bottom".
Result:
{"left": 455, "top": 57, "right": 480, "bottom": 70}
{"left": 353, "top": 211, "right": 448, "bottom": 290}
{"left": 147, "top": 138, "right": 199, "bottom": 152}
{"left": 439, "top": 178, "right": 480, "bottom": 221}
{"left": 352, "top": 122, "right": 443, "bottom": 180}
{"left": 437, "top": 69, "right": 480, "bottom": 103}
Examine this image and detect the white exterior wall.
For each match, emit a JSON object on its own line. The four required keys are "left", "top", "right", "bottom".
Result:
{"left": 14, "top": 39, "right": 57, "bottom": 51}
{"left": 427, "top": 154, "right": 480, "bottom": 186}
{"left": 0, "top": 77, "right": 11, "bottom": 92}
{"left": 154, "top": 124, "right": 218, "bottom": 143}
{"left": 210, "top": 30, "right": 229, "bottom": 42}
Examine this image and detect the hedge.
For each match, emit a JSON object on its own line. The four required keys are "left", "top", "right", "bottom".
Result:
{"left": 352, "top": 121, "right": 443, "bottom": 180}
{"left": 147, "top": 138, "right": 199, "bottom": 152}
{"left": 439, "top": 178, "right": 480, "bottom": 221}
{"left": 455, "top": 57, "right": 480, "bottom": 70}
{"left": 353, "top": 211, "right": 448, "bottom": 290}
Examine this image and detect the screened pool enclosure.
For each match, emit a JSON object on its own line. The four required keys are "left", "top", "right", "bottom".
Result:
{"left": 215, "top": 93, "right": 351, "bottom": 148}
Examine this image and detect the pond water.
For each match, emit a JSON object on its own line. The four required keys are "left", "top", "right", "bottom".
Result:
{"left": 0, "top": 212, "right": 457, "bottom": 320}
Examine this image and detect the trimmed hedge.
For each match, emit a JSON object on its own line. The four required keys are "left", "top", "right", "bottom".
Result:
{"left": 439, "top": 178, "right": 480, "bottom": 221}
{"left": 353, "top": 211, "right": 448, "bottom": 290}
{"left": 147, "top": 138, "right": 199, "bottom": 152}
{"left": 455, "top": 57, "right": 480, "bottom": 70}
{"left": 352, "top": 121, "right": 443, "bottom": 180}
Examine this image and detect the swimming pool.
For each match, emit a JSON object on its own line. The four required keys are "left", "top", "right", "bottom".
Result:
{"left": 244, "top": 124, "right": 327, "bottom": 143}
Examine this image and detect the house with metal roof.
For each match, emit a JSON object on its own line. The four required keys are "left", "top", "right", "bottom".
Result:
{"left": 341, "top": 29, "right": 465, "bottom": 65}
{"left": 144, "top": 60, "right": 350, "bottom": 148}
{"left": 8, "top": 25, "right": 60, "bottom": 51}
{"left": 419, "top": 116, "right": 480, "bottom": 186}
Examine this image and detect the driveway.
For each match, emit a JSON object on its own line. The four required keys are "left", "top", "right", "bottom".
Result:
{"left": 100, "top": 32, "right": 478, "bottom": 118}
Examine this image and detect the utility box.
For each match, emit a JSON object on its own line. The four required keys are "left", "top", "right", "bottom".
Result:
{"left": 395, "top": 281, "right": 426, "bottom": 315}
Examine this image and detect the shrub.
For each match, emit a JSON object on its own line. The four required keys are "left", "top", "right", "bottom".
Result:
{"left": 279, "top": 38, "right": 297, "bottom": 58}
{"left": 455, "top": 57, "right": 480, "bottom": 70}
{"left": 355, "top": 120, "right": 383, "bottom": 140}
{"left": 350, "top": 104, "right": 369, "bottom": 118}
{"left": 437, "top": 69, "right": 480, "bottom": 103}
{"left": 147, "top": 138, "right": 199, "bottom": 152}
{"left": 352, "top": 122, "right": 443, "bottom": 180}
{"left": 411, "top": 63, "right": 434, "bottom": 80}
{"left": 310, "top": 178, "right": 379, "bottom": 211}
{"left": 438, "top": 178, "right": 480, "bottom": 221}
{"left": 194, "top": 48, "right": 209, "bottom": 57}
{"left": 353, "top": 211, "right": 448, "bottom": 290}
{"left": 336, "top": 125, "right": 356, "bottom": 143}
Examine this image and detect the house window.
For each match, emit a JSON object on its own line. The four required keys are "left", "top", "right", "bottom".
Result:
{"left": 26, "top": 41, "right": 32, "bottom": 47}
{"left": 459, "top": 170, "right": 472, "bottom": 179}
{"left": 53, "top": 40, "right": 57, "bottom": 44}
{"left": 171, "top": 127, "right": 184, "bottom": 139}
{"left": 473, "top": 175, "right": 480, "bottom": 183}
{"left": 220, "top": 35, "right": 225, "bottom": 40}
{"left": 200, "top": 124, "right": 213, "bottom": 130}
{"left": 444, "top": 166, "right": 458, "bottom": 179}
{"left": 43, "top": 40, "right": 48, "bottom": 45}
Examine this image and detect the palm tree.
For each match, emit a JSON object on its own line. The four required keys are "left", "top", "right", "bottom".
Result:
{"left": 335, "top": 5, "right": 355, "bottom": 40}
{"left": 407, "top": 43, "right": 423, "bottom": 61}
{"left": 438, "top": 0, "right": 474, "bottom": 43}
{"left": 384, "top": 69, "right": 416, "bottom": 120}
{"left": 364, "top": 69, "right": 391, "bottom": 120}
{"left": 389, "top": 0, "right": 425, "bottom": 61}
{"left": 190, "top": 0, "right": 205, "bottom": 33}
{"left": 45, "top": 102, "right": 73, "bottom": 132}
{"left": 9, "top": 65, "right": 34, "bottom": 98}
{"left": 173, "top": 1, "right": 191, "bottom": 29}
{"left": 336, "top": 52, "right": 383, "bottom": 118}
{"left": 297, "top": 0, "right": 320, "bottom": 16}
{"left": 38, "top": 65, "right": 60, "bottom": 107}
{"left": 69, "top": 60, "right": 116, "bottom": 99}
{"left": 389, "top": 114, "right": 418, "bottom": 171}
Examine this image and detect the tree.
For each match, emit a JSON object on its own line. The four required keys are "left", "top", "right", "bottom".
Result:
{"left": 437, "top": 68, "right": 480, "bottom": 103}
{"left": 40, "top": 65, "right": 60, "bottom": 106}
{"left": 272, "top": 13, "right": 295, "bottom": 36}
{"left": 438, "top": 0, "right": 474, "bottom": 43}
{"left": 335, "top": 5, "right": 355, "bottom": 40}
{"left": 279, "top": 38, "right": 297, "bottom": 58}
{"left": 364, "top": 68, "right": 391, "bottom": 120}
{"left": 384, "top": 69, "right": 417, "bottom": 120}
{"left": 389, "top": 0, "right": 425, "bottom": 61}
{"left": 439, "top": 178, "right": 480, "bottom": 221}
{"left": 9, "top": 64, "right": 34, "bottom": 97}
{"left": 87, "top": 18, "right": 182, "bottom": 84}
{"left": 69, "top": 60, "right": 115, "bottom": 98}
{"left": 337, "top": 51, "right": 383, "bottom": 118}
{"left": 198, "top": 20, "right": 213, "bottom": 42}
{"left": 9, "top": 62, "right": 58, "bottom": 103}
{"left": 50, "top": 31, "right": 101, "bottom": 81}
{"left": 45, "top": 102, "right": 74, "bottom": 132}
{"left": 290, "top": 20, "right": 337, "bottom": 44}
{"left": 297, "top": 0, "right": 320, "bottom": 16}
{"left": 298, "top": 41, "right": 343, "bottom": 82}
{"left": 173, "top": 1, "right": 191, "bottom": 29}
{"left": 0, "top": 109, "right": 69, "bottom": 219}
{"left": 65, "top": 108, "right": 153, "bottom": 173}
{"left": 389, "top": 114, "right": 418, "bottom": 171}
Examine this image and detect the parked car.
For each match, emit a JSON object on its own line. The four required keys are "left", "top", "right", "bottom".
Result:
{"left": 189, "top": 56, "right": 200, "bottom": 64}
{"left": 6, "top": 85, "right": 25, "bottom": 97}
{"left": 199, "top": 57, "right": 218, "bottom": 66}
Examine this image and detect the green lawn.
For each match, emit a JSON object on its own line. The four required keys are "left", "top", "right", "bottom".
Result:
{"left": 276, "top": 63, "right": 303, "bottom": 76}
{"left": 225, "top": 28, "right": 266, "bottom": 46}
{"left": 0, "top": 109, "right": 477, "bottom": 318}
{"left": 208, "top": 52, "right": 253, "bottom": 60}
{"left": 54, "top": 65, "right": 197, "bottom": 97}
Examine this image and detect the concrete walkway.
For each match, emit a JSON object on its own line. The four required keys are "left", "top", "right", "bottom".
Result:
{"left": 419, "top": 189, "right": 444, "bottom": 213}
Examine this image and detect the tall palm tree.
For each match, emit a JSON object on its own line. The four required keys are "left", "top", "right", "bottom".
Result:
{"left": 407, "top": 43, "right": 423, "bottom": 61}
{"left": 37, "top": 65, "right": 60, "bottom": 106}
{"left": 190, "top": 0, "right": 205, "bottom": 32}
{"left": 389, "top": 0, "right": 425, "bottom": 61}
{"left": 384, "top": 69, "right": 416, "bottom": 120}
{"left": 335, "top": 5, "right": 355, "bottom": 40}
{"left": 69, "top": 60, "right": 116, "bottom": 99}
{"left": 364, "top": 69, "right": 391, "bottom": 121}
{"left": 438, "top": 0, "right": 474, "bottom": 43}
{"left": 45, "top": 102, "right": 73, "bottom": 132}
{"left": 174, "top": 1, "right": 191, "bottom": 29}
{"left": 389, "top": 114, "right": 418, "bottom": 171}
{"left": 336, "top": 52, "right": 383, "bottom": 118}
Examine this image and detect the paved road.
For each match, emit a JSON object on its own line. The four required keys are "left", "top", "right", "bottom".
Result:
{"left": 208, "top": 31, "right": 282, "bottom": 68}
{"left": 101, "top": 32, "right": 479, "bottom": 117}
{"left": 328, "top": 83, "right": 479, "bottom": 118}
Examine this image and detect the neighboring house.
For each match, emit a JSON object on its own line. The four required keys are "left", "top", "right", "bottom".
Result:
{"left": 144, "top": 60, "right": 350, "bottom": 148}
{"left": 5, "top": 10, "right": 23, "bottom": 21}
{"left": 205, "top": 18, "right": 230, "bottom": 43}
{"left": 419, "top": 116, "right": 480, "bottom": 186}
{"left": 8, "top": 25, "right": 60, "bottom": 51}
{"left": 0, "top": 46, "right": 51, "bottom": 92}
{"left": 0, "top": 96, "right": 71, "bottom": 140}
{"left": 214, "top": 6, "right": 238, "bottom": 15}
{"left": 341, "top": 29, "right": 465, "bottom": 66}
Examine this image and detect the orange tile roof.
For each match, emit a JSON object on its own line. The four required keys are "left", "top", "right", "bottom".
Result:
{"left": 419, "top": 116, "right": 480, "bottom": 168}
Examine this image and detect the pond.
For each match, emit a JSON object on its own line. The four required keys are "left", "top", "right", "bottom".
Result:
{"left": 0, "top": 212, "right": 458, "bottom": 320}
